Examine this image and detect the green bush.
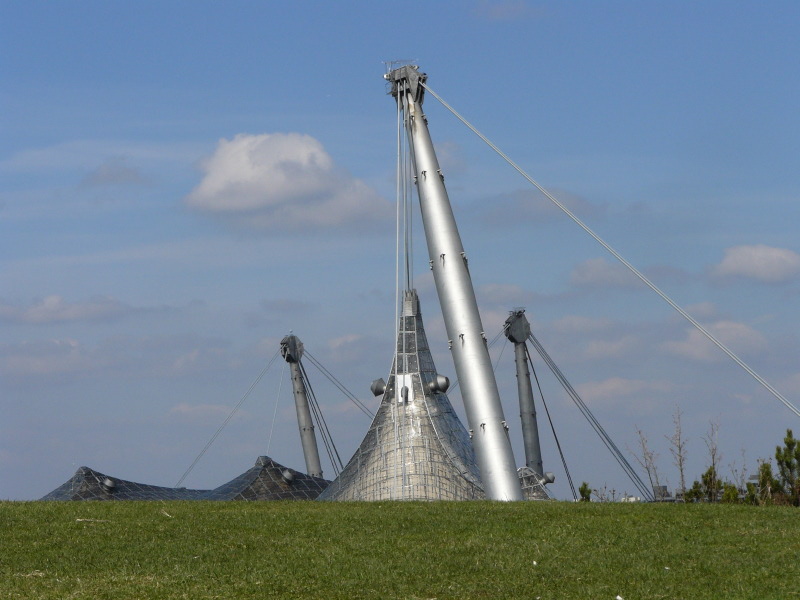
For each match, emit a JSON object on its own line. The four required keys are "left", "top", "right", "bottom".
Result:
{"left": 776, "top": 429, "right": 800, "bottom": 506}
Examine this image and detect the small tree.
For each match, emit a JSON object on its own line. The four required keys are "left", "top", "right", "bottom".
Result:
{"left": 727, "top": 448, "right": 749, "bottom": 498}
{"left": 591, "top": 484, "right": 619, "bottom": 502}
{"left": 703, "top": 420, "right": 722, "bottom": 502}
{"left": 701, "top": 466, "right": 722, "bottom": 502}
{"left": 744, "top": 481, "right": 758, "bottom": 505}
{"left": 756, "top": 459, "right": 782, "bottom": 505}
{"left": 721, "top": 482, "right": 740, "bottom": 503}
{"left": 775, "top": 429, "right": 800, "bottom": 506}
{"left": 684, "top": 480, "right": 703, "bottom": 502}
{"left": 631, "top": 426, "right": 661, "bottom": 495}
{"left": 666, "top": 406, "right": 688, "bottom": 500}
{"left": 579, "top": 481, "right": 592, "bottom": 502}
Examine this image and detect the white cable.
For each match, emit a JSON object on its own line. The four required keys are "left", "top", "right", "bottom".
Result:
{"left": 266, "top": 359, "right": 287, "bottom": 454}
{"left": 395, "top": 82, "right": 403, "bottom": 370}
{"left": 393, "top": 85, "right": 404, "bottom": 499}
{"left": 422, "top": 82, "right": 800, "bottom": 420}
{"left": 175, "top": 349, "right": 281, "bottom": 487}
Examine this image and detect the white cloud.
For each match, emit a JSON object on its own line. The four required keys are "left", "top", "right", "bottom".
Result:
{"left": 185, "top": 133, "right": 392, "bottom": 230}
{"left": 575, "top": 376, "right": 673, "bottom": 405}
{"left": 432, "top": 140, "right": 467, "bottom": 175}
{"left": 662, "top": 321, "right": 767, "bottom": 362}
{"left": 713, "top": 244, "right": 800, "bottom": 283}
{"left": 552, "top": 315, "right": 613, "bottom": 334}
{"left": 583, "top": 335, "right": 638, "bottom": 359}
{"left": 570, "top": 257, "right": 638, "bottom": 288}
{"left": 300, "top": 332, "right": 375, "bottom": 369}
{"left": 0, "top": 296, "right": 130, "bottom": 324}
{"left": 479, "top": 307, "right": 520, "bottom": 338}
{"left": 328, "top": 333, "right": 363, "bottom": 350}
{"left": 477, "top": 283, "right": 540, "bottom": 307}
{"left": 171, "top": 347, "right": 227, "bottom": 374}
{"left": 0, "top": 339, "right": 95, "bottom": 377}
{"left": 683, "top": 302, "right": 718, "bottom": 319}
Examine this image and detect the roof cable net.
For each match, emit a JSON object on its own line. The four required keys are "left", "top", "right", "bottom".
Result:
{"left": 319, "top": 290, "right": 484, "bottom": 501}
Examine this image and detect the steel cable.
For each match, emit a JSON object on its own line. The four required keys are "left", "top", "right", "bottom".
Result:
{"left": 422, "top": 81, "right": 800, "bottom": 421}
{"left": 303, "top": 350, "right": 375, "bottom": 419}
{"left": 527, "top": 346, "right": 578, "bottom": 501}
{"left": 298, "top": 360, "right": 343, "bottom": 475}
{"left": 175, "top": 349, "right": 281, "bottom": 488}
{"left": 526, "top": 336, "right": 653, "bottom": 500}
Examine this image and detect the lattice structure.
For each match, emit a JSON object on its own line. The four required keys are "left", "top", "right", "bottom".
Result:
{"left": 517, "top": 467, "right": 552, "bottom": 501}
{"left": 319, "top": 290, "right": 484, "bottom": 501}
{"left": 41, "top": 456, "right": 329, "bottom": 501}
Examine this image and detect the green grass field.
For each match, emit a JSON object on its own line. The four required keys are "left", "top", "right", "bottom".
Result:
{"left": 1, "top": 500, "right": 797, "bottom": 599}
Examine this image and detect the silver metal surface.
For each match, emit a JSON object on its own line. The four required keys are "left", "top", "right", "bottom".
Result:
{"left": 281, "top": 335, "right": 323, "bottom": 479}
{"left": 319, "top": 290, "right": 483, "bottom": 501}
{"left": 518, "top": 466, "right": 553, "bottom": 501}
{"left": 42, "top": 456, "right": 329, "bottom": 501}
{"left": 388, "top": 66, "right": 523, "bottom": 501}
{"left": 505, "top": 310, "right": 544, "bottom": 476}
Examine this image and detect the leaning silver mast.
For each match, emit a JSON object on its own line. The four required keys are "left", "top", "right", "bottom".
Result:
{"left": 386, "top": 65, "right": 522, "bottom": 500}
{"left": 505, "top": 309, "right": 544, "bottom": 476}
{"left": 280, "top": 335, "right": 323, "bottom": 478}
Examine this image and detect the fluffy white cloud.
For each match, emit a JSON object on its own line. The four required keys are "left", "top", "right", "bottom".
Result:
{"left": 185, "top": 133, "right": 392, "bottom": 230}
{"left": 662, "top": 320, "right": 767, "bottom": 362}
{"left": 713, "top": 244, "right": 800, "bottom": 283}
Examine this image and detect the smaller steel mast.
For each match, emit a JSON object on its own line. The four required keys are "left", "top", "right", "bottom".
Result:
{"left": 504, "top": 309, "right": 544, "bottom": 476}
{"left": 386, "top": 65, "right": 523, "bottom": 500}
{"left": 280, "top": 335, "right": 323, "bottom": 478}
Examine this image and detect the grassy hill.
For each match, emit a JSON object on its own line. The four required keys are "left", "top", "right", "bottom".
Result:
{"left": 1, "top": 500, "right": 797, "bottom": 599}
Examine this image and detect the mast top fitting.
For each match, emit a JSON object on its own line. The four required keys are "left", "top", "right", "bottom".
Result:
{"left": 280, "top": 334, "right": 304, "bottom": 363}
{"left": 504, "top": 309, "right": 531, "bottom": 344}
{"left": 385, "top": 64, "right": 427, "bottom": 105}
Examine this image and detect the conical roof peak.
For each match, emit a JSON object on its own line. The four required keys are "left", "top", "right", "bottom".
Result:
{"left": 319, "top": 290, "right": 483, "bottom": 501}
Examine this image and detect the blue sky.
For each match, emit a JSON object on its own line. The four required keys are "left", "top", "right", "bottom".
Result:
{"left": 2, "top": 1, "right": 800, "bottom": 500}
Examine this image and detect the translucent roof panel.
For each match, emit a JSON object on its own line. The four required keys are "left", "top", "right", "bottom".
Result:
{"left": 320, "top": 290, "right": 484, "bottom": 501}
{"left": 41, "top": 456, "right": 329, "bottom": 501}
